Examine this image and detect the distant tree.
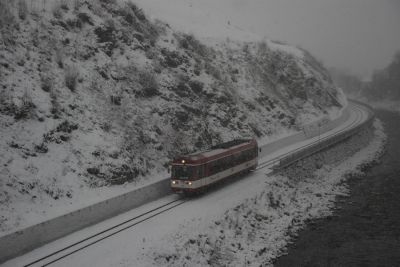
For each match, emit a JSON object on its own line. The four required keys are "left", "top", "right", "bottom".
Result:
{"left": 365, "top": 51, "right": 400, "bottom": 100}
{"left": 329, "top": 67, "right": 365, "bottom": 97}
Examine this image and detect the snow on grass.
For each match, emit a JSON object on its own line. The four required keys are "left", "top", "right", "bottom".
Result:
{"left": 0, "top": 0, "right": 344, "bottom": 235}
{"left": 148, "top": 119, "right": 386, "bottom": 266}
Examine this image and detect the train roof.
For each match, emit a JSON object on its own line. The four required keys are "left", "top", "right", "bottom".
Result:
{"left": 172, "top": 139, "right": 256, "bottom": 164}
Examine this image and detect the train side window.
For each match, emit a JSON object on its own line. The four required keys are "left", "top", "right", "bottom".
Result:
{"left": 193, "top": 166, "right": 198, "bottom": 179}
{"left": 210, "top": 161, "right": 216, "bottom": 175}
{"left": 195, "top": 165, "right": 203, "bottom": 179}
{"left": 204, "top": 162, "right": 210, "bottom": 176}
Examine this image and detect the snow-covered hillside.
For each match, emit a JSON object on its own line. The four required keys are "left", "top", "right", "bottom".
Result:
{"left": 0, "top": 0, "right": 344, "bottom": 233}
{"left": 134, "top": 0, "right": 262, "bottom": 42}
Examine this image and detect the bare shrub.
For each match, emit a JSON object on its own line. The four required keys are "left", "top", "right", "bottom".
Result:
{"left": 49, "top": 88, "right": 61, "bottom": 118}
{"left": 179, "top": 34, "right": 210, "bottom": 58}
{"left": 0, "top": 1, "right": 17, "bottom": 47}
{"left": 101, "top": 121, "right": 112, "bottom": 132}
{"left": 0, "top": 88, "right": 17, "bottom": 116}
{"left": 77, "top": 12, "right": 93, "bottom": 26}
{"left": 126, "top": 2, "right": 138, "bottom": 12}
{"left": 65, "top": 66, "right": 79, "bottom": 91}
{"left": 205, "top": 62, "right": 221, "bottom": 80}
{"left": 193, "top": 61, "right": 202, "bottom": 76}
{"left": 161, "top": 49, "right": 185, "bottom": 68}
{"left": 138, "top": 70, "right": 159, "bottom": 97}
{"left": 55, "top": 48, "right": 64, "bottom": 68}
{"left": 0, "top": 0, "right": 15, "bottom": 27}
{"left": 188, "top": 80, "right": 204, "bottom": 95}
{"left": 94, "top": 19, "right": 118, "bottom": 56}
{"left": 40, "top": 73, "right": 53, "bottom": 92}
{"left": 99, "top": 0, "right": 117, "bottom": 4}
{"left": 267, "top": 191, "right": 280, "bottom": 209}
{"left": 52, "top": 3, "right": 63, "bottom": 19}
{"left": 18, "top": 0, "right": 28, "bottom": 20}
{"left": 134, "top": 8, "right": 146, "bottom": 21}
{"left": 60, "top": 0, "right": 69, "bottom": 10}
{"left": 117, "top": 116, "right": 150, "bottom": 183}
{"left": 94, "top": 19, "right": 116, "bottom": 43}
{"left": 145, "top": 47, "right": 158, "bottom": 60}
{"left": 73, "top": 0, "right": 81, "bottom": 11}
{"left": 110, "top": 95, "right": 122, "bottom": 105}
{"left": 256, "top": 40, "right": 269, "bottom": 55}
{"left": 24, "top": 47, "right": 30, "bottom": 60}
{"left": 30, "top": 27, "right": 39, "bottom": 47}
{"left": 15, "top": 89, "right": 36, "bottom": 120}
{"left": 117, "top": 5, "right": 137, "bottom": 26}
{"left": 126, "top": 2, "right": 146, "bottom": 21}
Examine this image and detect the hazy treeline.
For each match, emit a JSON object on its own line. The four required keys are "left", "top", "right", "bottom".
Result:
{"left": 330, "top": 51, "right": 400, "bottom": 101}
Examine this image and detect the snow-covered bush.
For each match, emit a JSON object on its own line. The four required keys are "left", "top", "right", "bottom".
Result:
{"left": 0, "top": 88, "right": 17, "bottom": 116}
{"left": 40, "top": 73, "right": 53, "bottom": 92}
{"left": 14, "top": 89, "right": 35, "bottom": 120}
{"left": 0, "top": 0, "right": 14, "bottom": 27}
{"left": 18, "top": 0, "right": 28, "bottom": 20}
{"left": 178, "top": 33, "right": 210, "bottom": 58}
{"left": 49, "top": 89, "right": 60, "bottom": 118}
{"left": 0, "top": 0, "right": 345, "bottom": 234}
{"left": 55, "top": 48, "right": 64, "bottom": 68}
{"left": 52, "top": 3, "right": 63, "bottom": 19}
{"left": 138, "top": 70, "right": 159, "bottom": 97}
{"left": 64, "top": 65, "right": 79, "bottom": 91}
{"left": 60, "top": 0, "right": 69, "bottom": 11}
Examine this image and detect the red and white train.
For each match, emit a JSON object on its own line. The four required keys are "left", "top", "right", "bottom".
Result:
{"left": 170, "top": 139, "right": 258, "bottom": 194}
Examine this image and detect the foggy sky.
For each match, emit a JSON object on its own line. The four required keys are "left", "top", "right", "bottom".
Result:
{"left": 136, "top": 0, "right": 400, "bottom": 79}
{"left": 222, "top": 0, "right": 400, "bottom": 79}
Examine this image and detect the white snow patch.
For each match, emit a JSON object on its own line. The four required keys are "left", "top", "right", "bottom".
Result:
{"left": 147, "top": 119, "right": 386, "bottom": 266}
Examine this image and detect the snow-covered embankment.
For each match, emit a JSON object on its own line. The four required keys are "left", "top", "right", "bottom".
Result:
{"left": 149, "top": 119, "right": 386, "bottom": 266}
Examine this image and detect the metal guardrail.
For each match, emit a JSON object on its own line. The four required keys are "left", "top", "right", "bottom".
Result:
{"left": 273, "top": 100, "right": 375, "bottom": 170}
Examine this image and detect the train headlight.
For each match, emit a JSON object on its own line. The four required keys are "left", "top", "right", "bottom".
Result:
{"left": 172, "top": 180, "right": 176, "bottom": 185}
{"left": 188, "top": 181, "right": 192, "bottom": 186}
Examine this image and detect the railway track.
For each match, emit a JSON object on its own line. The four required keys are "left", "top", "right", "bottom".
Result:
{"left": 21, "top": 103, "right": 368, "bottom": 267}
{"left": 257, "top": 103, "right": 366, "bottom": 170}
{"left": 24, "top": 198, "right": 187, "bottom": 267}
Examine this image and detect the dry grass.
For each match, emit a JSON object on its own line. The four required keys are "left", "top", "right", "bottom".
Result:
{"left": 65, "top": 65, "right": 79, "bottom": 91}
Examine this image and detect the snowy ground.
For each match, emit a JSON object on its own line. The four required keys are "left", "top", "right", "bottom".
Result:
{"left": 147, "top": 121, "right": 386, "bottom": 267}
{"left": 0, "top": 99, "right": 351, "bottom": 241}
{"left": 0, "top": 0, "right": 345, "bottom": 235}
{"left": 3, "top": 106, "right": 385, "bottom": 267}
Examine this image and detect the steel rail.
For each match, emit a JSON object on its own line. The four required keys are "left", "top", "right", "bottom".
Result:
{"left": 22, "top": 102, "right": 371, "bottom": 266}
{"left": 24, "top": 198, "right": 187, "bottom": 267}
{"left": 256, "top": 103, "right": 367, "bottom": 170}
{"left": 258, "top": 106, "right": 363, "bottom": 169}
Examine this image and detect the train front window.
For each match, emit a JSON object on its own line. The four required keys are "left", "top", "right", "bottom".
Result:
{"left": 172, "top": 165, "right": 192, "bottom": 179}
